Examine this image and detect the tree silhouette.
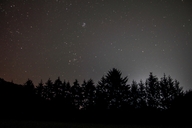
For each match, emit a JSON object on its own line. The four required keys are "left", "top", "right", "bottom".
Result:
{"left": 44, "top": 78, "right": 54, "bottom": 100}
{"left": 23, "top": 79, "right": 36, "bottom": 117}
{"left": 53, "top": 77, "right": 63, "bottom": 101}
{"left": 130, "top": 80, "right": 139, "bottom": 109}
{"left": 24, "top": 79, "right": 34, "bottom": 91}
{"left": 95, "top": 76, "right": 109, "bottom": 110}
{"left": 137, "top": 80, "right": 147, "bottom": 109}
{"left": 159, "top": 75, "right": 184, "bottom": 110}
{"left": 64, "top": 81, "right": 72, "bottom": 100}
{"left": 145, "top": 73, "right": 160, "bottom": 109}
{"left": 36, "top": 79, "right": 44, "bottom": 99}
{"left": 96, "top": 68, "right": 129, "bottom": 110}
{"left": 173, "top": 80, "right": 183, "bottom": 97}
{"left": 159, "top": 75, "right": 173, "bottom": 110}
{"left": 81, "top": 79, "right": 96, "bottom": 110}
{"left": 23, "top": 79, "right": 35, "bottom": 100}
{"left": 71, "top": 79, "right": 82, "bottom": 110}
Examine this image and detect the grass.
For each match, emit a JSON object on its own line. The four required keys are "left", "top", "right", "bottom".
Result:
{"left": 0, "top": 120, "right": 190, "bottom": 128}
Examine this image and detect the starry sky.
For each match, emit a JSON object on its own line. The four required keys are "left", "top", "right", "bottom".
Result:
{"left": 0, "top": 0, "right": 192, "bottom": 90}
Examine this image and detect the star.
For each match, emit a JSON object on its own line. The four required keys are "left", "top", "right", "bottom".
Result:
{"left": 82, "top": 22, "right": 86, "bottom": 27}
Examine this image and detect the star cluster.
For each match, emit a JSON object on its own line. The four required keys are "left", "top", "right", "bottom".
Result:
{"left": 0, "top": 0, "right": 192, "bottom": 90}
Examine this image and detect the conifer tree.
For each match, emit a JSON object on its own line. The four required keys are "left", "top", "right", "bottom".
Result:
{"left": 138, "top": 80, "right": 147, "bottom": 109}
{"left": 159, "top": 75, "right": 183, "bottom": 110}
{"left": 36, "top": 79, "right": 44, "bottom": 99}
{"left": 95, "top": 76, "right": 109, "bottom": 110}
{"left": 145, "top": 73, "right": 160, "bottom": 109}
{"left": 130, "top": 80, "right": 139, "bottom": 109}
{"left": 71, "top": 79, "right": 82, "bottom": 109}
{"left": 96, "top": 68, "right": 129, "bottom": 110}
{"left": 23, "top": 79, "right": 35, "bottom": 99}
{"left": 44, "top": 78, "right": 54, "bottom": 100}
{"left": 53, "top": 77, "right": 63, "bottom": 100}
{"left": 82, "top": 79, "right": 96, "bottom": 110}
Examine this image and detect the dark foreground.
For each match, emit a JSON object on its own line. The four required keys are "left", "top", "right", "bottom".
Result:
{"left": 0, "top": 120, "right": 191, "bottom": 128}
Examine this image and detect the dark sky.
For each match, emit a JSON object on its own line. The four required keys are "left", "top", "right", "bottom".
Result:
{"left": 0, "top": 0, "right": 192, "bottom": 90}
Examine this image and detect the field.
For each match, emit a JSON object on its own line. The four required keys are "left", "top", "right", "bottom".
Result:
{"left": 0, "top": 120, "right": 190, "bottom": 128}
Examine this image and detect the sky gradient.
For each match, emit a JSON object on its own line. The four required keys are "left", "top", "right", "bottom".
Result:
{"left": 0, "top": 0, "right": 192, "bottom": 90}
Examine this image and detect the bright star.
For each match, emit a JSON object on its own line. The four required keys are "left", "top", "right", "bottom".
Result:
{"left": 82, "top": 22, "right": 86, "bottom": 27}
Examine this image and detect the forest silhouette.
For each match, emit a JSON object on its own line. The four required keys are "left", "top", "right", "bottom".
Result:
{"left": 0, "top": 68, "right": 191, "bottom": 125}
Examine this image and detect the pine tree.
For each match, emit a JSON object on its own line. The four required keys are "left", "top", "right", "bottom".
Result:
{"left": 138, "top": 80, "right": 147, "bottom": 109}
{"left": 24, "top": 79, "right": 34, "bottom": 90}
{"left": 145, "top": 73, "right": 160, "bottom": 109}
{"left": 61, "top": 80, "right": 74, "bottom": 111}
{"left": 82, "top": 79, "right": 96, "bottom": 110}
{"left": 173, "top": 80, "right": 183, "bottom": 98}
{"left": 159, "top": 74, "right": 172, "bottom": 110}
{"left": 23, "top": 79, "right": 36, "bottom": 115}
{"left": 95, "top": 76, "right": 109, "bottom": 110}
{"left": 36, "top": 79, "right": 44, "bottom": 99}
{"left": 53, "top": 77, "right": 63, "bottom": 101}
{"left": 44, "top": 78, "right": 54, "bottom": 100}
{"left": 23, "top": 79, "right": 35, "bottom": 99}
{"left": 159, "top": 75, "right": 183, "bottom": 110}
{"left": 130, "top": 80, "right": 139, "bottom": 109}
{"left": 96, "top": 68, "right": 129, "bottom": 110}
{"left": 71, "top": 79, "right": 82, "bottom": 110}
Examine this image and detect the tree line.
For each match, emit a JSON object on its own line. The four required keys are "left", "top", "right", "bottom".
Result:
{"left": 0, "top": 68, "right": 191, "bottom": 124}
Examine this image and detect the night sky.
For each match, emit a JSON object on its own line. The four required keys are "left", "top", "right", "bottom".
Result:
{"left": 0, "top": 0, "right": 192, "bottom": 90}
